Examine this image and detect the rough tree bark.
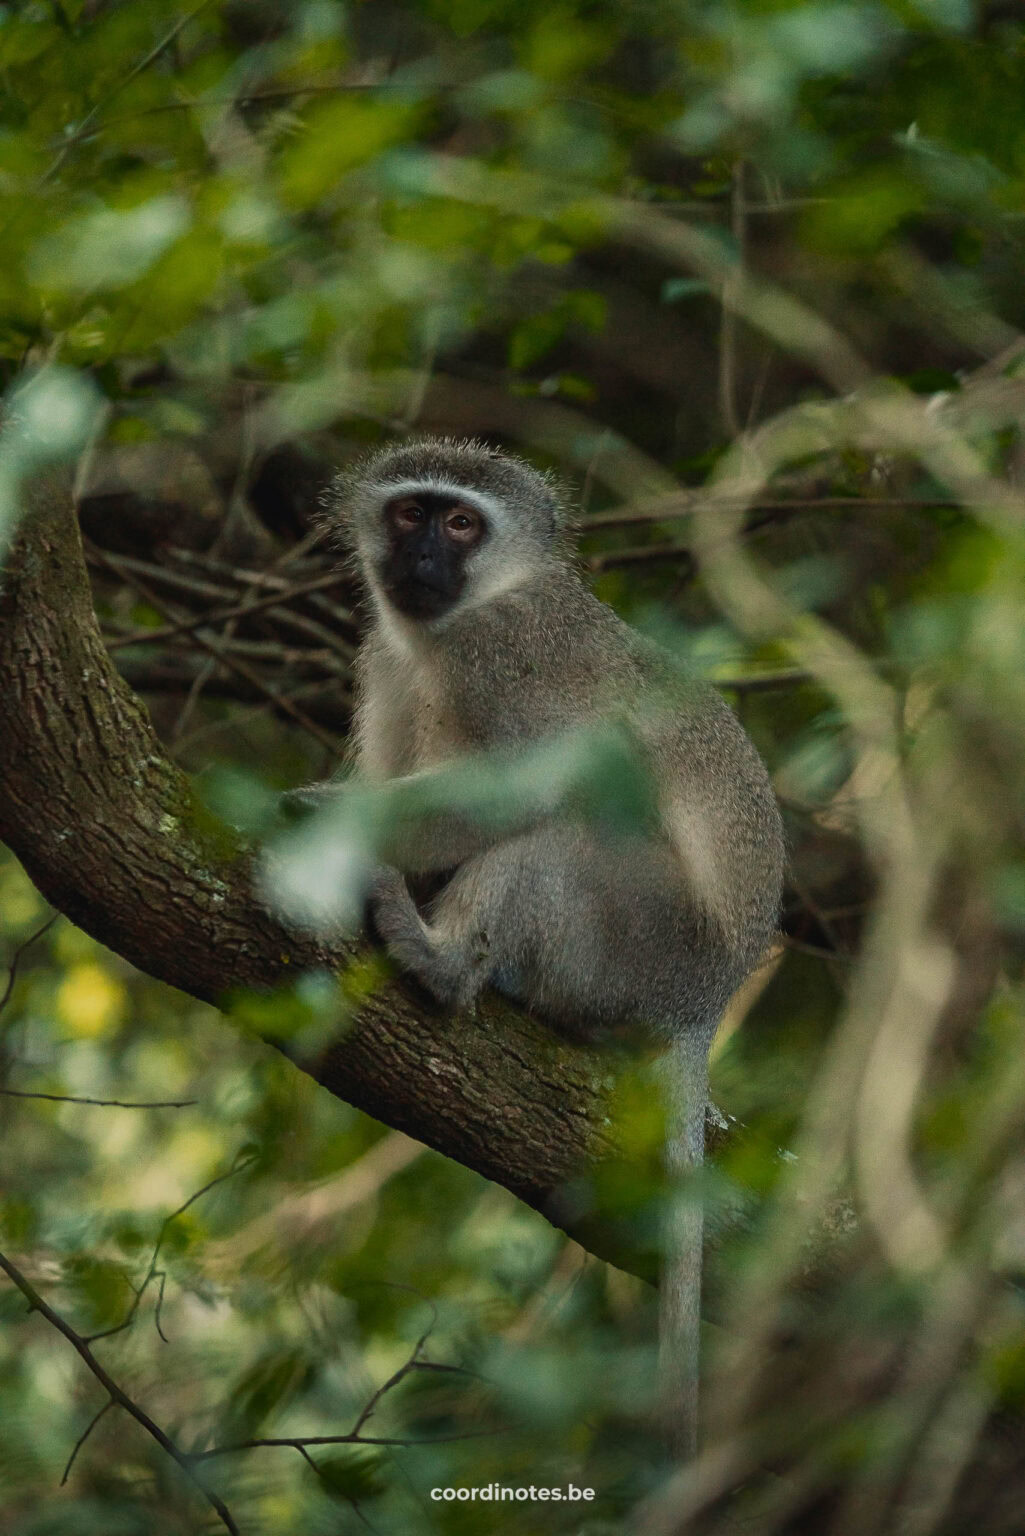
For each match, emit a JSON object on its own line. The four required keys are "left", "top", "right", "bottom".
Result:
{"left": 0, "top": 476, "right": 744, "bottom": 1277}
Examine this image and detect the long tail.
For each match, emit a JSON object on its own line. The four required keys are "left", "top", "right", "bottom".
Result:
{"left": 656, "top": 1033, "right": 709, "bottom": 1460}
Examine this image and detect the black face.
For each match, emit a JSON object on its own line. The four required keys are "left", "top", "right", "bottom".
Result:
{"left": 378, "top": 490, "right": 487, "bottom": 620}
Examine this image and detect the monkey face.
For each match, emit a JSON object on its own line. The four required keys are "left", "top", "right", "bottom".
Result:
{"left": 378, "top": 491, "right": 487, "bottom": 620}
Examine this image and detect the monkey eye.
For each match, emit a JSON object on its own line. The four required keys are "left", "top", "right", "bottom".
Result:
{"left": 388, "top": 497, "right": 425, "bottom": 529}
{"left": 444, "top": 504, "right": 483, "bottom": 543}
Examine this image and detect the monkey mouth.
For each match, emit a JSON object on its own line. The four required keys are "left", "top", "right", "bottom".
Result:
{"left": 383, "top": 574, "right": 462, "bottom": 620}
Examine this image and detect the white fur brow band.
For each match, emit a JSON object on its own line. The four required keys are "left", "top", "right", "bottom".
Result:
{"left": 368, "top": 478, "right": 508, "bottom": 527}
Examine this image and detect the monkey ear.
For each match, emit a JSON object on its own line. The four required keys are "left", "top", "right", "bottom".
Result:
{"left": 315, "top": 469, "right": 364, "bottom": 556}
{"left": 546, "top": 474, "right": 578, "bottom": 542}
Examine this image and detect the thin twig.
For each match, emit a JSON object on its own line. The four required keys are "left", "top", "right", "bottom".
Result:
{"left": 89, "top": 550, "right": 245, "bottom": 603}
{"left": 351, "top": 1322, "right": 436, "bottom": 1439}
{"left": 41, "top": 1, "right": 214, "bottom": 182}
{"left": 110, "top": 629, "right": 343, "bottom": 668}
{"left": 0, "top": 1247, "right": 240, "bottom": 1534}
{"left": 295, "top": 1443, "right": 383, "bottom": 1534}
{"left": 585, "top": 544, "right": 694, "bottom": 572}
{"left": 153, "top": 1270, "right": 169, "bottom": 1344}
{"left": 714, "top": 668, "right": 814, "bottom": 694}
{"left": 171, "top": 497, "right": 257, "bottom": 740}
{"left": 194, "top": 1426, "right": 502, "bottom": 1459}
{"left": 87, "top": 544, "right": 344, "bottom": 758}
{"left": 0, "top": 1088, "right": 196, "bottom": 1108}
{"left": 780, "top": 934, "right": 853, "bottom": 963}
{"left": 86, "top": 1155, "right": 255, "bottom": 1345}
{"left": 61, "top": 1398, "right": 114, "bottom": 1485}
{"left": 167, "top": 549, "right": 360, "bottom": 642}
{"left": 0, "top": 915, "right": 57, "bottom": 1016}
{"left": 582, "top": 495, "right": 956, "bottom": 533}
{"left": 171, "top": 679, "right": 350, "bottom": 755}
{"left": 106, "top": 569, "right": 353, "bottom": 653}
{"left": 170, "top": 549, "right": 357, "bottom": 615}
{"left": 60, "top": 80, "right": 397, "bottom": 148}
{"left": 196, "top": 1318, "right": 493, "bottom": 1465}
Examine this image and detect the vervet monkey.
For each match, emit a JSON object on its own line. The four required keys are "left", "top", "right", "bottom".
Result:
{"left": 291, "top": 436, "right": 785, "bottom": 1456}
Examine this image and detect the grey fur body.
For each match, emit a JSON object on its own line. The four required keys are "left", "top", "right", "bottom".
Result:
{"left": 305, "top": 436, "right": 785, "bottom": 1455}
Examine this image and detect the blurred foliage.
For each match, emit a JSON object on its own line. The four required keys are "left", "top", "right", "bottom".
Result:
{"left": 1, "top": 0, "right": 1025, "bottom": 1532}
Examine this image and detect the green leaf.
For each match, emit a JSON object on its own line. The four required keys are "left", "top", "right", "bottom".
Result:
{"left": 313, "top": 1448, "right": 388, "bottom": 1501}
{"left": 276, "top": 97, "right": 418, "bottom": 207}
{"left": 223, "top": 1348, "right": 313, "bottom": 1437}
{"left": 661, "top": 278, "right": 712, "bottom": 303}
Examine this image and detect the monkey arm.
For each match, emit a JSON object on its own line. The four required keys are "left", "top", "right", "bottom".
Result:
{"left": 283, "top": 725, "right": 658, "bottom": 875}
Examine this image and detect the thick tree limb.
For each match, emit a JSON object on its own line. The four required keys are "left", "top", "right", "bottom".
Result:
{"left": 0, "top": 477, "right": 721, "bottom": 1276}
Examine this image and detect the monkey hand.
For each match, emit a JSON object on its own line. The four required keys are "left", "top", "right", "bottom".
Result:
{"left": 280, "top": 779, "right": 353, "bottom": 816}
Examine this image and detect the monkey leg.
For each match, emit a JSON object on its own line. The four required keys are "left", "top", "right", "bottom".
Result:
{"left": 367, "top": 833, "right": 568, "bottom": 1013}
{"left": 367, "top": 865, "right": 494, "bottom": 1010}
{"left": 372, "top": 826, "right": 723, "bottom": 1032}
{"left": 370, "top": 823, "right": 733, "bottom": 1056}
